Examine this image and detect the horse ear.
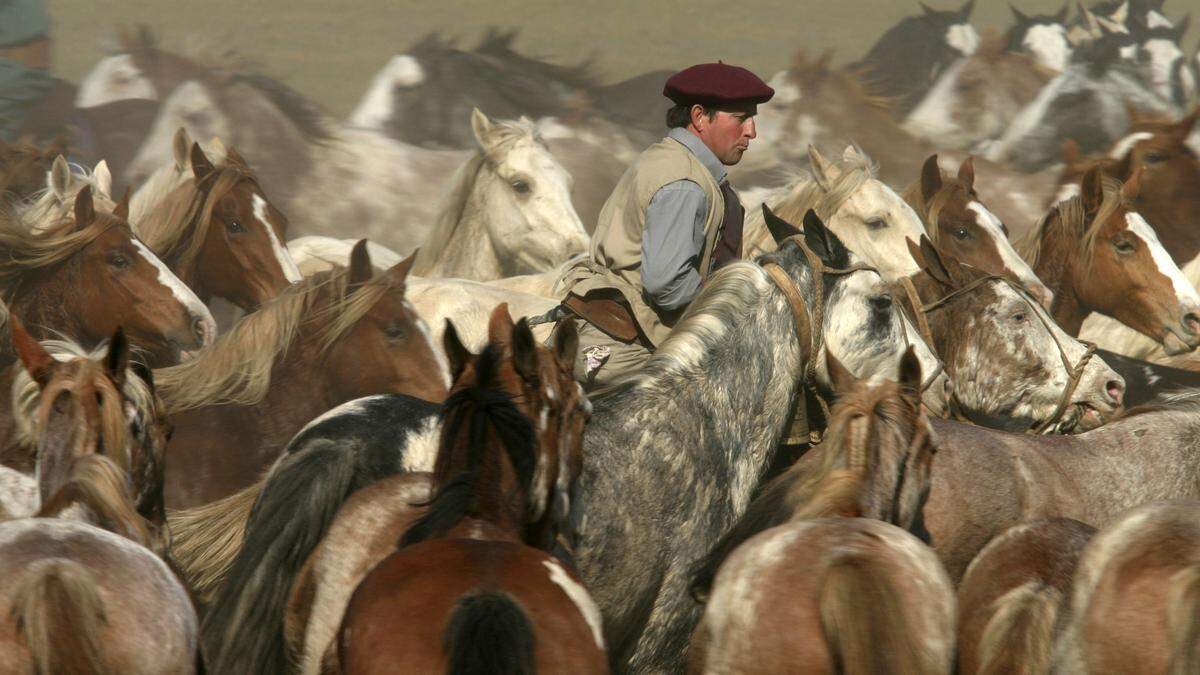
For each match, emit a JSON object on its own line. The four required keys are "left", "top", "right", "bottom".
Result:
{"left": 959, "top": 0, "right": 975, "bottom": 19}
{"left": 1080, "top": 165, "right": 1106, "bottom": 214}
{"left": 46, "top": 135, "right": 68, "bottom": 160}
{"left": 190, "top": 142, "right": 215, "bottom": 181}
{"left": 93, "top": 160, "right": 113, "bottom": 199}
{"left": 762, "top": 204, "right": 802, "bottom": 245}
{"left": 11, "top": 315, "right": 53, "bottom": 387}
{"left": 550, "top": 317, "right": 579, "bottom": 371}
{"left": 919, "top": 2, "right": 937, "bottom": 16}
{"left": 957, "top": 156, "right": 976, "bottom": 192}
{"left": 921, "top": 154, "right": 943, "bottom": 204}
{"left": 511, "top": 319, "right": 539, "bottom": 383}
{"left": 112, "top": 185, "right": 132, "bottom": 221}
{"left": 807, "top": 144, "right": 838, "bottom": 190}
{"left": 74, "top": 185, "right": 96, "bottom": 230}
{"left": 919, "top": 235, "right": 956, "bottom": 287}
{"left": 906, "top": 236, "right": 929, "bottom": 271}
{"left": 803, "top": 209, "right": 850, "bottom": 268}
{"left": 1121, "top": 166, "right": 1143, "bottom": 202}
{"left": 487, "top": 303, "right": 515, "bottom": 345}
{"left": 898, "top": 346, "right": 923, "bottom": 403}
{"left": 1055, "top": 1, "right": 1070, "bottom": 23}
{"left": 225, "top": 146, "right": 248, "bottom": 168}
{"left": 1172, "top": 107, "right": 1200, "bottom": 142}
{"left": 470, "top": 108, "right": 495, "bottom": 150}
{"left": 131, "top": 360, "right": 154, "bottom": 393}
{"left": 442, "top": 320, "right": 471, "bottom": 383}
{"left": 825, "top": 348, "right": 862, "bottom": 396}
{"left": 1010, "top": 4, "right": 1030, "bottom": 23}
{"left": 49, "top": 154, "right": 71, "bottom": 199}
{"left": 385, "top": 249, "right": 417, "bottom": 285}
{"left": 105, "top": 327, "right": 130, "bottom": 392}
{"left": 172, "top": 127, "right": 192, "bottom": 170}
{"left": 346, "top": 239, "right": 374, "bottom": 295}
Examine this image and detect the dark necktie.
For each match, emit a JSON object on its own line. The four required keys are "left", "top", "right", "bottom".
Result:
{"left": 712, "top": 180, "right": 744, "bottom": 271}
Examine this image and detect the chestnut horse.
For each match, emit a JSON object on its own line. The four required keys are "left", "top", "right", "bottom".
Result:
{"left": 135, "top": 141, "right": 301, "bottom": 312}
{"left": 0, "top": 320, "right": 196, "bottom": 673}
{"left": 689, "top": 349, "right": 954, "bottom": 675}
{"left": 1053, "top": 501, "right": 1200, "bottom": 673}
{"left": 198, "top": 308, "right": 588, "bottom": 674}
{"left": 1019, "top": 165, "right": 1200, "bottom": 355}
{"left": 956, "top": 517, "right": 1096, "bottom": 674}
{"left": 0, "top": 135, "right": 66, "bottom": 204}
{"left": 155, "top": 240, "right": 449, "bottom": 508}
{"left": 902, "top": 154, "right": 1051, "bottom": 307}
{"left": 336, "top": 328, "right": 603, "bottom": 674}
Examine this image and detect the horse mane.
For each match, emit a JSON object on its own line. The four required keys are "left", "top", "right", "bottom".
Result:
{"left": 11, "top": 337, "right": 156, "bottom": 473}
{"left": 473, "top": 27, "right": 599, "bottom": 93}
{"left": 153, "top": 264, "right": 397, "bottom": 414}
{"left": 136, "top": 160, "right": 256, "bottom": 269}
{"left": 688, "top": 377, "right": 918, "bottom": 600}
{"left": 767, "top": 152, "right": 877, "bottom": 228}
{"left": 399, "top": 344, "right": 536, "bottom": 547}
{"left": 900, "top": 173, "right": 972, "bottom": 246}
{"left": 225, "top": 71, "right": 335, "bottom": 141}
{"left": 1016, "top": 175, "right": 1128, "bottom": 269}
{"left": 0, "top": 208, "right": 127, "bottom": 295}
{"left": 411, "top": 118, "right": 540, "bottom": 276}
{"left": 18, "top": 163, "right": 115, "bottom": 231}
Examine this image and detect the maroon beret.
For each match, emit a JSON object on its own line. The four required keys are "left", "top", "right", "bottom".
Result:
{"left": 662, "top": 62, "right": 775, "bottom": 106}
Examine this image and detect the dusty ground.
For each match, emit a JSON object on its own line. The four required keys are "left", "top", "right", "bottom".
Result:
{"left": 45, "top": 0, "right": 1195, "bottom": 118}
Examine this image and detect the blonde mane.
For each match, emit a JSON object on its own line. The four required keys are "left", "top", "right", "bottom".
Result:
{"left": 153, "top": 265, "right": 396, "bottom": 413}
{"left": 411, "top": 118, "right": 541, "bottom": 276}
{"left": 0, "top": 208, "right": 129, "bottom": 295}
{"left": 767, "top": 152, "right": 877, "bottom": 227}
{"left": 1016, "top": 175, "right": 1128, "bottom": 270}
{"left": 18, "top": 163, "right": 116, "bottom": 231}
{"left": 11, "top": 337, "right": 157, "bottom": 470}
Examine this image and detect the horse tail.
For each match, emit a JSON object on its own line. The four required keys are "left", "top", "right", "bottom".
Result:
{"left": 1166, "top": 563, "right": 1200, "bottom": 675}
{"left": 976, "top": 581, "right": 1061, "bottom": 675}
{"left": 201, "top": 438, "right": 360, "bottom": 675}
{"left": 36, "top": 454, "right": 150, "bottom": 546}
{"left": 10, "top": 559, "right": 112, "bottom": 675}
{"left": 819, "top": 553, "right": 937, "bottom": 674}
{"left": 443, "top": 591, "right": 536, "bottom": 675}
{"left": 167, "top": 481, "right": 260, "bottom": 603}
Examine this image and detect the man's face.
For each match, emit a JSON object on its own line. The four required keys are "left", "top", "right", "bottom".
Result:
{"left": 690, "top": 104, "right": 758, "bottom": 166}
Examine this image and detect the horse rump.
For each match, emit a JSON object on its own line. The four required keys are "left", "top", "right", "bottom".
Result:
{"left": 976, "top": 581, "right": 1061, "bottom": 675}
{"left": 10, "top": 558, "right": 112, "bottom": 675}
{"left": 1167, "top": 564, "right": 1200, "bottom": 675}
{"left": 443, "top": 591, "right": 536, "bottom": 675}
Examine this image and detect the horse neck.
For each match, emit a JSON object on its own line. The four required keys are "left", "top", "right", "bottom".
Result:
{"left": 9, "top": 265, "right": 89, "bottom": 346}
{"left": 438, "top": 424, "right": 527, "bottom": 539}
{"left": 245, "top": 339, "right": 340, "bottom": 445}
{"left": 422, "top": 177, "right": 503, "bottom": 279}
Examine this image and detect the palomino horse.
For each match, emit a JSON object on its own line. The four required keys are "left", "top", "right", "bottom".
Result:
{"left": 336, "top": 327, "right": 604, "bottom": 674}
{"left": 901, "top": 154, "right": 1051, "bottom": 306}
{"left": 0, "top": 184, "right": 215, "bottom": 366}
{"left": 135, "top": 141, "right": 301, "bottom": 311}
{"left": 0, "top": 320, "right": 195, "bottom": 674}
{"left": 898, "top": 236, "right": 1125, "bottom": 433}
{"left": 566, "top": 209, "right": 948, "bottom": 673}
{"left": 956, "top": 517, "right": 1096, "bottom": 674}
{"left": 1053, "top": 501, "right": 1200, "bottom": 673}
{"left": 155, "top": 241, "right": 449, "bottom": 508}
{"left": 902, "top": 37, "right": 1055, "bottom": 150}
{"left": 1020, "top": 165, "right": 1200, "bottom": 355}
{"left": 689, "top": 350, "right": 954, "bottom": 675}
{"left": 198, "top": 307, "right": 588, "bottom": 674}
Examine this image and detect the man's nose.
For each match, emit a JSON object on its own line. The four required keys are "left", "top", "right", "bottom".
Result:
{"left": 745, "top": 117, "right": 757, "bottom": 139}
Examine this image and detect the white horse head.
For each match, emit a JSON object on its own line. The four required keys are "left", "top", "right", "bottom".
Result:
{"left": 345, "top": 55, "right": 426, "bottom": 131}
{"left": 76, "top": 53, "right": 157, "bottom": 108}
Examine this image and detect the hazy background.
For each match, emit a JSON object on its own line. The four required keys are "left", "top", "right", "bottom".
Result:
{"left": 46, "top": 0, "right": 1197, "bottom": 117}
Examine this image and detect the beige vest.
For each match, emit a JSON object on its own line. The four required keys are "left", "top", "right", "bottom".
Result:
{"left": 561, "top": 136, "right": 725, "bottom": 347}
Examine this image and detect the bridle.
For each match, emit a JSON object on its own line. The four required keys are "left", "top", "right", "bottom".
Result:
{"left": 898, "top": 272, "right": 1097, "bottom": 435}
{"left": 759, "top": 236, "right": 949, "bottom": 444}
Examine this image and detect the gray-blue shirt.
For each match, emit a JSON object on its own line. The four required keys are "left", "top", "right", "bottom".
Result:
{"left": 641, "top": 127, "right": 726, "bottom": 312}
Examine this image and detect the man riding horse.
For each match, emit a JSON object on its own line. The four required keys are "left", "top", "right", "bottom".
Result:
{"left": 557, "top": 62, "right": 773, "bottom": 389}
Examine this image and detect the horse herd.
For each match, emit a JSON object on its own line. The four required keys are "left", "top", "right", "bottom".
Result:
{"left": 0, "top": 0, "right": 1199, "bottom": 672}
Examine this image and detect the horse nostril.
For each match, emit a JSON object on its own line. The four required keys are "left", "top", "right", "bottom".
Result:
{"left": 870, "top": 296, "right": 893, "bottom": 312}
{"left": 1184, "top": 312, "right": 1200, "bottom": 335}
{"left": 192, "top": 317, "right": 210, "bottom": 345}
{"left": 1106, "top": 380, "right": 1125, "bottom": 407}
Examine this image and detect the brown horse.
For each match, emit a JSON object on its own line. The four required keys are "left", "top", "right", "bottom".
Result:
{"left": 955, "top": 517, "right": 1096, "bottom": 674}
{"left": 1020, "top": 165, "right": 1200, "bottom": 355}
{"left": 688, "top": 349, "right": 953, "bottom": 674}
{"left": 335, "top": 318, "right": 603, "bottom": 674}
{"left": 0, "top": 318, "right": 196, "bottom": 673}
{"left": 0, "top": 185, "right": 216, "bottom": 366}
{"left": 156, "top": 240, "right": 449, "bottom": 508}
{"left": 898, "top": 236, "right": 1124, "bottom": 433}
{"left": 136, "top": 141, "right": 300, "bottom": 312}
{"left": 1052, "top": 500, "right": 1200, "bottom": 674}
{"left": 902, "top": 154, "right": 1052, "bottom": 307}
{"left": 0, "top": 135, "right": 66, "bottom": 204}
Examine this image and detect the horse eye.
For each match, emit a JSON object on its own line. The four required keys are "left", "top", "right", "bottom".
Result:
{"left": 226, "top": 220, "right": 246, "bottom": 234}
{"left": 1143, "top": 152, "right": 1166, "bottom": 164}
{"left": 385, "top": 322, "right": 407, "bottom": 339}
{"left": 953, "top": 227, "right": 970, "bottom": 240}
{"left": 1012, "top": 311, "right": 1028, "bottom": 323}
{"left": 511, "top": 179, "right": 531, "bottom": 194}
{"left": 1114, "top": 239, "right": 1136, "bottom": 254}
{"left": 866, "top": 218, "right": 887, "bottom": 231}
{"left": 108, "top": 253, "right": 130, "bottom": 269}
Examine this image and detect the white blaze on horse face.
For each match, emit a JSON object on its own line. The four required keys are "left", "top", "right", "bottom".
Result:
{"left": 966, "top": 201, "right": 1052, "bottom": 306}
{"left": 542, "top": 559, "right": 606, "bottom": 651}
{"left": 251, "top": 194, "right": 303, "bottom": 283}
{"left": 1055, "top": 182, "right": 1081, "bottom": 204}
{"left": 76, "top": 54, "right": 157, "bottom": 108}
{"left": 402, "top": 299, "right": 452, "bottom": 390}
{"left": 832, "top": 182, "right": 925, "bottom": 281}
{"left": 1125, "top": 212, "right": 1200, "bottom": 309}
{"left": 1141, "top": 39, "right": 1185, "bottom": 100}
{"left": 1146, "top": 11, "right": 1172, "bottom": 29}
{"left": 130, "top": 239, "right": 217, "bottom": 347}
{"left": 126, "top": 81, "right": 230, "bottom": 187}
{"left": 946, "top": 23, "right": 980, "bottom": 56}
{"left": 1108, "top": 131, "right": 1154, "bottom": 159}
{"left": 1022, "top": 24, "right": 1072, "bottom": 72}
{"left": 346, "top": 54, "right": 425, "bottom": 130}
